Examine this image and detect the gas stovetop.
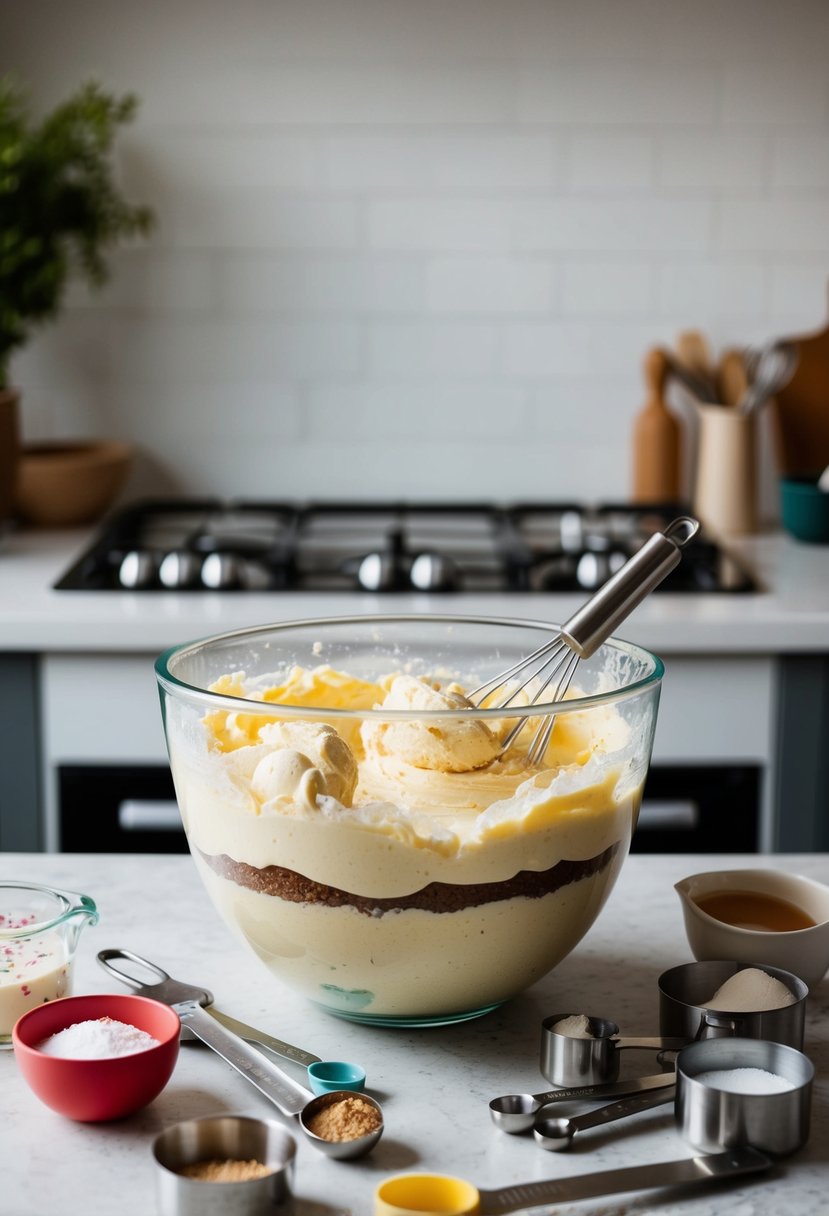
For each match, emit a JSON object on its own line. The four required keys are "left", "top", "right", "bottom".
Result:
{"left": 54, "top": 499, "right": 757, "bottom": 594}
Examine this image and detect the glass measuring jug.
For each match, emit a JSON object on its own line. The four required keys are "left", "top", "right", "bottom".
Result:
{"left": 0, "top": 881, "right": 98, "bottom": 1046}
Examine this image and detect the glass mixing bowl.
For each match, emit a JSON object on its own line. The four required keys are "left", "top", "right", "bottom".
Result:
{"left": 156, "top": 615, "right": 663, "bottom": 1026}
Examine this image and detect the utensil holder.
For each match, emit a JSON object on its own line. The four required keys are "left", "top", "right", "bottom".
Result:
{"left": 693, "top": 404, "right": 757, "bottom": 535}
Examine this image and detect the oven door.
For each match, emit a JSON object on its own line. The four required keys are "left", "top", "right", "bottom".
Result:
{"left": 58, "top": 762, "right": 761, "bottom": 854}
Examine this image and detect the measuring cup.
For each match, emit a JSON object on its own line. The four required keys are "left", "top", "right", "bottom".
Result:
{"left": 97, "top": 948, "right": 366, "bottom": 1094}
{"left": 658, "top": 961, "right": 807, "bottom": 1050}
{"left": 0, "top": 882, "right": 98, "bottom": 1046}
{"left": 541, "top": 1011, "right": 687, "bottom": 1085}
{"left": 489, "top": 1069, "right": 675, "bottom": 1134}
{"left": 373, "top": 1147, "right": 770, "bottom": 1215}
{"left": 676, "top": 1036, "right": 813, "bottom": 1157}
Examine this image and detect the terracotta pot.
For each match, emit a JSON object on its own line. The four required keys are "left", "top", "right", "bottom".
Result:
{"left": 0, "top": 387, "right": 21, "bottom": 526}
{"left": 14, "top": 439, "right": 133, "bottom": 527}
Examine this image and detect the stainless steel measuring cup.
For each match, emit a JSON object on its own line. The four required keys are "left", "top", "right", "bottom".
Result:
{"left": 658, "top": 961, "right": 807, "bottom": 1050}
{"left": 97, "top": 948, "right": 366, "bottom": 1093}
{"left": 373, "top": 1148, "right": 771, "bottom": 1215}
{"left": 489, "top": 1069, "right": 675, "bottom": 1134}
{"left": 541, "top": 1011, "right": 687, "bottom": 1085}
{"left": 676, "top": 1036, "right": 813, "bottom": 1157}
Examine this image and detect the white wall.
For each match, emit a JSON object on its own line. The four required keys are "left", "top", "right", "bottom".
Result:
{"left": 6, "top": 0, "right": 829, "bottom": 508}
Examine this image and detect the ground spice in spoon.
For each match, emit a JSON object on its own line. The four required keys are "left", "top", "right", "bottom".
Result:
{"left": 306, "top": 1094, "right": 381, "bottom": 1142}
{"left": 179, "top": 1159, "right": 272, "bottom": 1182}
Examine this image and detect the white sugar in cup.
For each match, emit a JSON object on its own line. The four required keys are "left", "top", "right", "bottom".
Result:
{"left": 676, "top": 1037, "right": 813, "bottom": 1157}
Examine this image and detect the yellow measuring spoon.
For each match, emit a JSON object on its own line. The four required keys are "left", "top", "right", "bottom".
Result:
{"left": 374, "top": 1148, "right": 771, "bottom": 1215}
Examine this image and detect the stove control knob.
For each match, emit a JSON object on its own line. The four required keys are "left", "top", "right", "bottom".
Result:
{"left": 356, "top": 552, "right": 399, "bottom": 592}
{"left": 118, "top": 550, "right": 159, "bottom": 589}
{"left": 410, "top": 552, "right": 460, "bottom": 592}
{"left": 159, "top": 550, "right": 202, "bottom": 589}
{"left": 201, "top": 552, "right": 242, "bottom": 590}
{"left": 575, "top": 551, "right": 609, "bottom": 590}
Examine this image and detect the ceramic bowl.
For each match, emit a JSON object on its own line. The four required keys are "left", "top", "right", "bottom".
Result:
{"left": 780, "top": 475, "right": 829, "bottom": 544}
{"left": 12, "top": 992, "right": 180, "bottom": 1121}
{"left": 675, "top": 868, "right": 829, "bottom": 989}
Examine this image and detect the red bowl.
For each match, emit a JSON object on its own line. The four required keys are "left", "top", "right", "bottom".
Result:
{"left": 12, "top": 993, "right": 180, "bottom": 1121}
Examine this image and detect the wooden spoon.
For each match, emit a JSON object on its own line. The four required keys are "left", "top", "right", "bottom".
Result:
{"left": 718, "top": 348, "right": 749, "bottom": 408}
{"left": 675, "top": 330, "right": 718, "bottom": 402}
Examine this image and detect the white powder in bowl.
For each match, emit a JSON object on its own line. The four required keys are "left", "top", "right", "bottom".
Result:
{"left": 704, "top": 968, "right": 796, "bottom": 1013}
{"left": 552, "top": 1014, "right": 594, "bottom": 1039}
{"left": 38, "top": 1016, "right": 160, "bottom": 1058}
{"left": 695, "top": 1067, "right": 795, "bottom": 1095}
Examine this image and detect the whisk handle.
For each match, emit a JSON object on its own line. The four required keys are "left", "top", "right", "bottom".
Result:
{"left": 560, "top": 516, "right": 699, "bottom": 659}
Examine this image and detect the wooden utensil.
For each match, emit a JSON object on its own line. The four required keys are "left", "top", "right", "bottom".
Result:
{"left": 718, "top": 348, "right": 749, "bottom": 408}
{"left": 676, "top": 330, "right": 718, "bottom": 402}
{"left": 631, "top": 347, "right": 682, "bottom": 501}
{"left": 774, "top": 296, "right": 829, "bottom": 475}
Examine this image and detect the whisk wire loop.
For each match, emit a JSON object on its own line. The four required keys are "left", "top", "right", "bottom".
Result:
{"left": 466, "top": 516, "right": 700, "bottom": 766}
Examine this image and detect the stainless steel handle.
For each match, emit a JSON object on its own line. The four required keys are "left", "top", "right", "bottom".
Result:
{"left": 615, "top": 1035, "right": 688, "bottom": 1053}
{"left": 556, "top": 1084, "right": 675, "bottom": 1136}
{"left": 175, "top": 1001, "right": 312, "bottom": 1118}
{"left": 479, "top": 1147, "right": 771, "bottom": 1214}
{"left": 561, "top": 516, "right": 700, "bottom": 658}
{"left": 528, "top": 1068, "right": 677, "bottom": 1108}
{"left": 206, "top": 1007, "right": 321, "bottom": 1068}
{"left": 117, "top": 800, "right": 182, "bottom": 832}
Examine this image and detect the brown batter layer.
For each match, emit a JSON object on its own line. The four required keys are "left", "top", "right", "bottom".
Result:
{"left": 199, "top": 845, "right": 619, "bottom": 916}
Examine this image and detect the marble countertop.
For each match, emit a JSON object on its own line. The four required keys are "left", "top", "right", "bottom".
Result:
{"left": 1, "top": 524, "right": 829, "bottom": 653}
{"left": 2, "top": 852, "right": 827, "bottom": 1216}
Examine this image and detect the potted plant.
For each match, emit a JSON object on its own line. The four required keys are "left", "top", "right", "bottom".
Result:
{"left": 0, "top": 78, "right": 154, "bottom": 526}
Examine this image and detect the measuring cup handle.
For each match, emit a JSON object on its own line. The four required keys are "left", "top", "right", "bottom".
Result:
{"left": 97, "top": 947, "right": 170, "bottom": 991}
{"left": 697, "top": 1013, "right": 739, "bottom": 1039}
{"left": 177, "top": 1001, "right": 312, "bottom": 1118}
{"left": 616, "top": 1036, "right": 688, "bottom": 1052}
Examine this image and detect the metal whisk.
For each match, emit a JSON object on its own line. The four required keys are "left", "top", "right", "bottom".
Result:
{"left": 468, "top": 516, "right": 700, "bottom": 765}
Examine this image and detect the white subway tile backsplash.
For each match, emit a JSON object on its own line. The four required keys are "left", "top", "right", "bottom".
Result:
{"left": 567, "top": 134, "right": 654, "bottom": 192}
{"left": 65, "top": 252, "right": 216, "bottom": 313}
{"left": 719, "top": 200, "right": 829, "bottom": 253}
{"left": 218, "top": 256, "right": 424, "bottom": 315}
{"left": 369, "top": 201, "right": 513, "bottom": 252}
{"left": 503, "top": 323, "right": 593, "bottom": 377}
{"left": 562, "top": 264, "right": 652, "bottom": 315}
{"left": 514, "top": 200, "right": 712, "bottom": 252}
{"left": 659, "top": 133, "right": 768, "bottom": 194}
{"left": 769, "top": 265, "right": 829, "bottom": 325}
{"left": 154, "top": 196, "right": 360, "bottom": 251}
{"left": 110, "top": 319, "right": 363, "bottom": 383}
{"left": 426, "top": 259, "right": 554, "bottom": 314}
{"left": 367, "top": 322, "right": 499, "bottom": 378}
{"left": 5, "top": 0, "right": 829, "bottom": 504}
{"left": 517, "top": 64, "right": 718, "bottom": 126}
{"left": 771, "top": 136, "right": 829, "bottom": 191}
{"left": 723, "top": 63, "right": 829, "bottom": 126}
{"left": 658, "top": 263, "right": 768, "bottom": 316}
{"left": 322, "top": 134, "right": 559, "bottom": 194}
{"left": 308, "top": 383, "right": 527, "bottom": 439}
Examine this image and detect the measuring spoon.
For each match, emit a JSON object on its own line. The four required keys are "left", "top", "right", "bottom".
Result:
{"left": 533, "top": 1085, "right": 675, "bottom": 1150}
{"left": 374, "top": 1147, "right": 770, "bottom": 1215}
{"left": 175, "top": 999, "right": 383, "bottom": 1159}
{"left": 489, "top": 1068, "right": 675, "bottom": 1133}
{"left": 541, "top": 1011, "right": 687, "bottom": 1085}
{"left": 97, "top": 948, "right": 366, "bottom": 1094}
